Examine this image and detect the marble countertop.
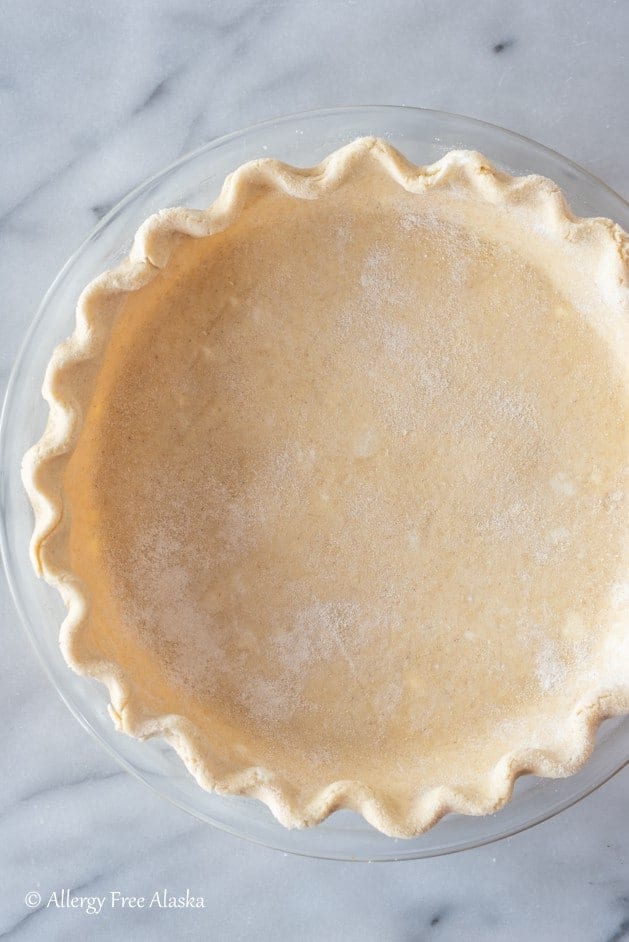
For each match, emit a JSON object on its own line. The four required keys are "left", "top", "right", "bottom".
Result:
{"left": 1, "top": 1, "right": 627, "bottom": 939}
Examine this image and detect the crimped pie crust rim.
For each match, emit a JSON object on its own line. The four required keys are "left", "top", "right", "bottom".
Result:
{"left": 22, "top": 137, "right": 629, "bottom": 837}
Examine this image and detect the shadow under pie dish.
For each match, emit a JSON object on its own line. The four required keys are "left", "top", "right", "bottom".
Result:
{"left": 22, "top": 137, "right": 629, "bottom": 838}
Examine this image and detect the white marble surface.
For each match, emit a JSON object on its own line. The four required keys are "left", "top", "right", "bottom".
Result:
{"left": 1, "top": 0, "right": 628, "bottom": 938}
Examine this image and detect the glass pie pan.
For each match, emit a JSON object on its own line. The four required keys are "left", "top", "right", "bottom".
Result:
{"left": 2, "top": 106, "right": 628, "bottom": 862}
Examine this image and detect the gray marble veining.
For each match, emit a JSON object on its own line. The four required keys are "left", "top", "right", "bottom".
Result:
{"left": 1, "top": 1, "right": 627, "bottom": 939}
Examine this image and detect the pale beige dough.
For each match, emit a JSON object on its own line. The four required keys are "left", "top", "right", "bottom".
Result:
{"left": 24, "top": 139, "right": 629, "bottom": 835}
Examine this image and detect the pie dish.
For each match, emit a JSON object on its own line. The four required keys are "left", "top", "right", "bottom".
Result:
{"left": 22, "top": 136, "right": 629, "bottom": 838}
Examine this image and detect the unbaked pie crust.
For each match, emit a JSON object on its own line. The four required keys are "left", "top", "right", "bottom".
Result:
{"left": 23, "top": 138, "right": 629, "bottom": 836}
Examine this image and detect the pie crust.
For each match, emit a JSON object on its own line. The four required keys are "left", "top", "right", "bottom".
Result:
{"left": 23, "top": 138, "right": 629, "bottom": 837}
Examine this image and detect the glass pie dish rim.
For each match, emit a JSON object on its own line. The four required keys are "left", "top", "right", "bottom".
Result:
{"left": 2, "top": 104, "right": 628, "bottom": 862}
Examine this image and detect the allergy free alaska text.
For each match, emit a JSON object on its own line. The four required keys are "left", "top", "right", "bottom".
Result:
{"left": 46, "top": 888, "right": 206, "bottom": 913}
